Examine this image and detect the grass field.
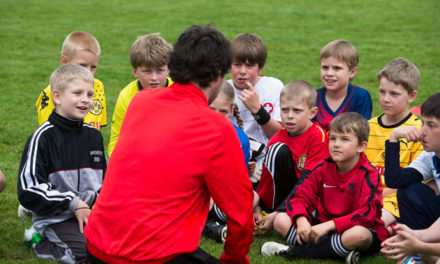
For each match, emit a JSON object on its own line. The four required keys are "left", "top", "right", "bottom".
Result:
{"left": 0, "top": 0, "right": 439, "bottom": 263}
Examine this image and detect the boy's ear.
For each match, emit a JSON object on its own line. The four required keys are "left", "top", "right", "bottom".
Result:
{"left": 60, "top": 55, "right": 68, "bottom": 65}
{"left": 408, "top": 90, "right": 418, "bottom": 103}
{"left": 358, "top": 140, "right": 368, "bottom": 153}
{"left": 257, "top": 66, "right": 264, "bottom": 75}
{"left": 52, "top": 90, "right": 62, "bottom": 106}
{"left": 309, "top": 106, "right": 318, "bottom": 120}
{"left": 349, "top": 66, "right": 358, "bottom": 79}
{"left": 132, "top": 67, "right": 139, "bottom": 79}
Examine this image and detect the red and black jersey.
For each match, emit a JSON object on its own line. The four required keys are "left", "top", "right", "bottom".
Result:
{"left": 257, "top": 123, "right": 328, "bottom": 210}
{"left": 286, "top": 154, "right": 389, "bottom": 242}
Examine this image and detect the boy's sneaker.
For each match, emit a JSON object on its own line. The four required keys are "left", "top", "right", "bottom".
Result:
{"left": 260, "top": 241, "right": 289, "bottom": 256}
{"left": 345, "top": 250, "right": 360, "bottom": 264}
{"left": 202, "top": 220, "right": 227, "bottom": 243}
{"left": 18, "top": 204, "right": 32, "bottom": 219}
{"left": 23, "top": 225, "right": 42, "bottom": 248}
{"left": 403, "top": 255, "right": 422, "bottom": 264}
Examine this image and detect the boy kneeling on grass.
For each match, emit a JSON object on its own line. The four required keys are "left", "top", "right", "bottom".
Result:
{"left": 18, "top": 64, "right": 106, "bottom": 264}
{"left": 261, "top": 112, "right": 389, "bottom": 264}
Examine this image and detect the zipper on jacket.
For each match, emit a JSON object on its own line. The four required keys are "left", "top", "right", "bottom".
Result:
{"left": 77, "top": 168, "right": 80, "bottom": 192}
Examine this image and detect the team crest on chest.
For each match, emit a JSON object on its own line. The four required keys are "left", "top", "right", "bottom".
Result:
{"left": 297, "top": 154, "right": 307, "bottom": 169}
{"left": 90, "top": 99, "right": 103, "bottom": 115}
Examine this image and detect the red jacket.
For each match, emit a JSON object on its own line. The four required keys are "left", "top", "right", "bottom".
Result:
{"left": 85, "top": 83, "right": 254, "bottom": 264}
{"left": 286, "top": 154, "right": 389, "bottom": 242}
{"left": 258, "top": 123, "right": 328, "bottom": 210}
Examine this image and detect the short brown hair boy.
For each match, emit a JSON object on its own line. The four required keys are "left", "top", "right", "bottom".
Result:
{"left": 281, "top": 80, "right": 317, "bottom": 109}
{"left": 320, "top": 40, "right": 358, "bottom": 70}
{"left": 231, "top": 33, "right": 267, "bottom": 68}
{"left": 377, "top": 57, "right": 420, "bottom": 93}
{"left": 329, "top": 112, "right": 370, "bottom": 144}
{"left": 130, "top": 34, "right": 172, "bottom": 69}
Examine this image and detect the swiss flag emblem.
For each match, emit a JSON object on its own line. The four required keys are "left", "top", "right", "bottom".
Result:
{"left": 263, "top": 102, "right": 274, "bottom": 114}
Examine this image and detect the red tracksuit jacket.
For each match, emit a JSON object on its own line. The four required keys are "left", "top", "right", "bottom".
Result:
{"left": 286, "top": 154, "right": 389, "bottom": 242}
{"left": 85, "top": 83, "right": 254, "bottom": 264}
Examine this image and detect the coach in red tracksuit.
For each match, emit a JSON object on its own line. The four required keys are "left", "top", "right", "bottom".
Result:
{"left": 85, "top": 25, "right": 254, "bottom": 264}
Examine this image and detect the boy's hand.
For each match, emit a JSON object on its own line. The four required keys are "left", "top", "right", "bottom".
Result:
{"left": 253, "top": 206, "right": 263, "bottom": 227}
{"left": 75, "top": 199, "right": 91, "bottom": 233}
{"left": 310, "top": 220, "right": 335, "bottom": 244}
{"left": 296, "top": 216, "right": 312, "bottom": 245}
{"left": 238, "top": 81, "right": 261, "bottom": 113}
{"left": 380, "top": 230, "right": 420, "bottom": 264}
{"left": 389, "top": 126, "right": 422, "bottom": 143}
{"left": 258, "top": 212, "right": 278, "bottom": 234}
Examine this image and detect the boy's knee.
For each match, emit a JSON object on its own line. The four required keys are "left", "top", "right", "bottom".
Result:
{"left": 273, "top": 212, "right": 292, "bottom": 235}
{"left": 341, "top": 226, "right": 372, "bottom": 250}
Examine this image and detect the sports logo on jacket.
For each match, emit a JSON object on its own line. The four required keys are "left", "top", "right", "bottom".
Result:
{"left": 90, "top": 150, "right": 104, "bottom": 163}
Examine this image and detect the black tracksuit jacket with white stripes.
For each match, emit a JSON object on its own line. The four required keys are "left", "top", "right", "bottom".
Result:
{"left": 17, "top": 111, "right": 106, "bottom": 230}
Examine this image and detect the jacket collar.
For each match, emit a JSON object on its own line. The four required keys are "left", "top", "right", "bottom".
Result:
{"left": 48, "top": 110, "right": 84, "bottom": 130}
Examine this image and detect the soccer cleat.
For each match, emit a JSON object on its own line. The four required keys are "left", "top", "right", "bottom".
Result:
{"left": 202, "top": 220, "right": 227, "bottom": 243}
{"left": 18, "top": 204, "right": 32, "bottom": 219}
{"left": 23, "top": 225, "right": 42, "bottom": 248}
{"left": 260, "top": 241, "right": 289, "bottom": 256}
{"left": 345, "top": 250, "right": 360, "bottom": 264}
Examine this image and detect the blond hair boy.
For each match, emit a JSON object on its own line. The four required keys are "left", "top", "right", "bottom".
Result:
{"left": 108, "top": 33, "right": 173, "bottom": 156}
{"left": 19, "top": 64, "right": 106, "bottom": 263}
{"left": 255, "top": 80, "right": 328, "bottom": 234}
{"left": 315, "top": 40, "right": 372, "bottom": 131}
{"left": 365, "top": 57, "right": 423, "bottom": 231}
{"left": 261, "top": 112, "right": 388, "bottom": 263}
{"left": 35, "top": 31, "right": 106, "bottom": 130}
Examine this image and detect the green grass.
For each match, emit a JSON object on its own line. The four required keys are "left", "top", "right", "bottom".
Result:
{"left": 0, "top": 0, "right": 438, "bottom": 263}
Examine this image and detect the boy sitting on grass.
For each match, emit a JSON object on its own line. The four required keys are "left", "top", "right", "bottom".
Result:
{"left": 254, "top": 80, "right": 328, "bottom": 234}
{"left": 384, "top": 92, "right": 440, "bottom": 230}
{"left": 36, "top": 31, "right": 106, "bottom": 130}
{"left": 227, "top": 33, "right": 284, "bottom": 184}
{"left": 315, "top": 40, "right": 372, "bottom": 131}
{"left": 18, "top": 64, "right": 106, "bottom": 263}
{"left": 261, "top": 112, "right": 388, "bottom": 264}
{"left": 108, "top": 33, "right": 173, "bottom": 156}
{"left": 365, "top": 57, "right": 423, "bottom": 233}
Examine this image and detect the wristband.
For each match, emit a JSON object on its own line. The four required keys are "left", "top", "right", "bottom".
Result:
{"left": 252, "top": 105, "right": 271, "bottom": 125}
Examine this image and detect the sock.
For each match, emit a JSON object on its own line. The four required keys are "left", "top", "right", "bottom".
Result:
{"left": 285, "top": 226, "right": 297, "bottom": 246}
{"left": 281, "top": 233, "right": 349, "bottom": 260}
{"left": 209, "top": 204, "right": 227, "bottom": 223}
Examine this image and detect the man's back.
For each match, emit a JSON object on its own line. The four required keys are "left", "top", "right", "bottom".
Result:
{"left": 86, "top": 83, "right": 254, "bottom": 263}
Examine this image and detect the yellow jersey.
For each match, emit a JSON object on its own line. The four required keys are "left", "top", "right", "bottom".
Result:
{"left": 108, "top": 78, "right": 173, "bottom": 156}
{"left": 365, "top": 113, "right": 423, "bottom": 217}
